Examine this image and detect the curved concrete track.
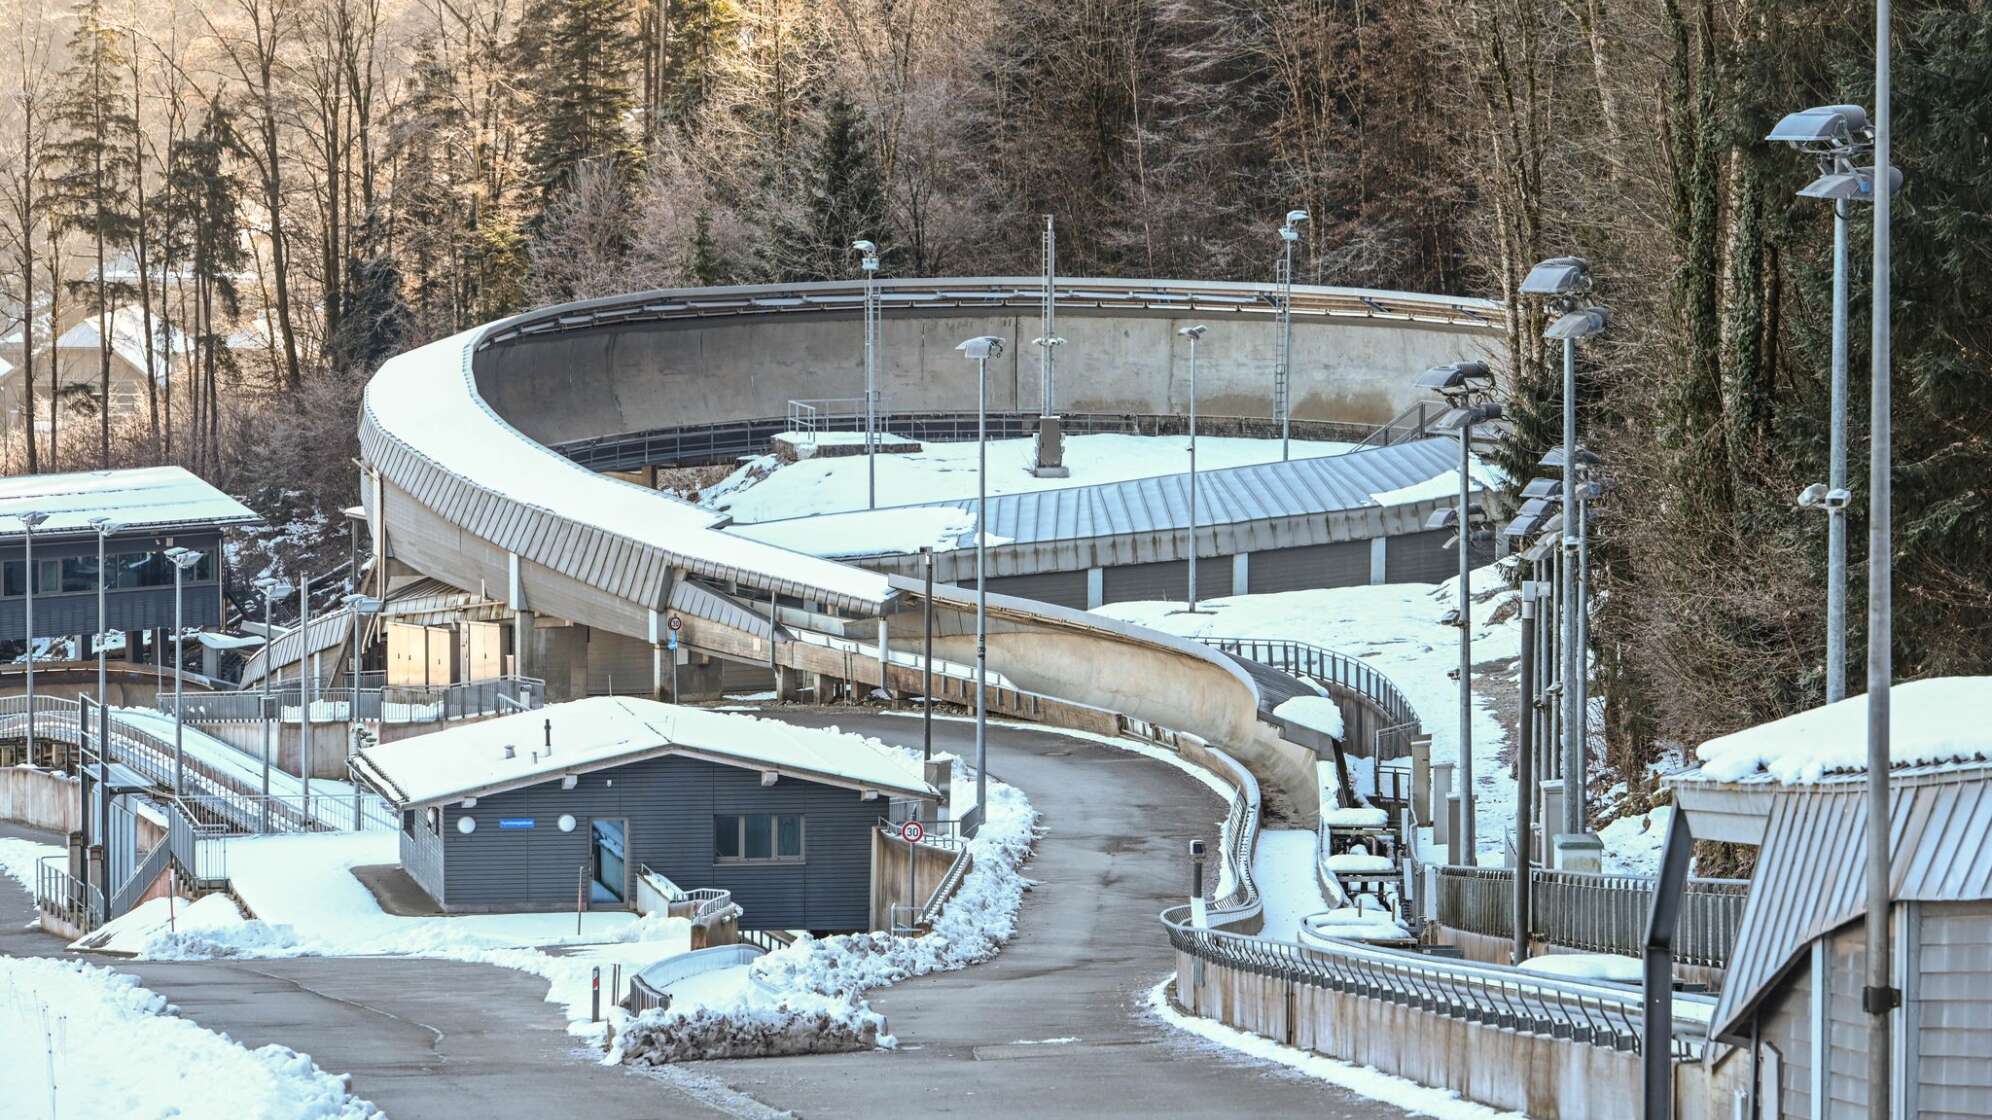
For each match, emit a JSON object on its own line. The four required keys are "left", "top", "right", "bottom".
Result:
{"left": 7, "top": 719, "right": 1416, "bottom": 1119}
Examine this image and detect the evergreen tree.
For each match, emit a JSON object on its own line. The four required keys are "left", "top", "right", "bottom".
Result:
{"left": 656, "top": 0, "right": 739, "bottom": 129}
{"left": 327, "top": 248, "right": 409, "bottom": 374}
{"left": 517, "top": 0, "right": 643, "bottom": 210}
{"left": 764, "top": 98, "right": 887, "bottom": 281}
{"left": 159, "top": 105, "right": 250, "bottom": 474}
{"left": 49, "top": 0, "right": 140, "bottom": 467}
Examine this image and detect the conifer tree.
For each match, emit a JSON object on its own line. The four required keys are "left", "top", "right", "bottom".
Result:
{"left": 517, "top": 0, "right": 643, "bottom": 209}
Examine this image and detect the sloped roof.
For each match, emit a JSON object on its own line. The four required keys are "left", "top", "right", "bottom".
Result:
{"left": 352, "top": 696, "right": 935, "bottom": 807}
{"left": 0, "top": 465, "right": 258, "bottom": 538}
{"left": 53, "top": 306, "right": 192, "bottom": 378}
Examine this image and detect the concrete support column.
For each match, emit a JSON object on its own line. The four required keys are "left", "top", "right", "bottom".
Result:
{"left": 1369, "top": 537, "right": 1388, "bottom": 584}
{"left": 1539, "top": 780, "right": 1566, "bottom": 862}
{"left": 1410, "top": 736, "right": 1433, "bottom": 826}
{"left": 877, "top": 618, "right": 893, "bottom": 698}
{"left": 1086, "top": 568, "right": 1104, "bottom": 609}
{"left": 1231, "top": 553, "right": 1249, "bottom": 596}
{"left": 1431, "top": 761, "right": 1454, "bottom": 846}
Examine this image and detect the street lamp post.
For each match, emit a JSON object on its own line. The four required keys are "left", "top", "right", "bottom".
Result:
{"left": 87, "top": 517, "right": 125, "bottom": 863}
{"left": 254, "top": 577, "right": 291, "bottom": 833}
{"left": 297, "top": 575, "right": 312, "bottom": 813}
{"left": 17, "top": 510, "right": 48, "bottom": 761}
{"left": 1867, "top": 2, "right": 1898, "bottom": 1104}
{"left": 852, "top": 239, "right": 881, "bottom": 510}
{"left": 163, "top": 547, "right": 205, "bottom": 796}
{"left": 956, "top": 335, "right": 1005, "bottom": 836}
{"left": 1520, "top": 257, "right": 1607, "bottom": 841}
{"left": 920, "top": 545, "right": 934, "bottom": 764}
{"left": 342, "top": 593, "right": 383, "bottom": 830}
{"left": 1276, "top": 210, "right": 1308, "bottom": 462}
{"left": 1416, "top": 362, "right": 1498, "bottom": 861}
{"left": 1178, "top": 326, "right": 1208, "bottom": 612}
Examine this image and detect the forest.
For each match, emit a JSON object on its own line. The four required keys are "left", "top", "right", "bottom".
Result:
{"left": 0, "top": 0, "right": 1986, "bottom": 803}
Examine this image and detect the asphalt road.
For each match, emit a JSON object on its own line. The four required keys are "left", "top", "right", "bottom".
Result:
{"left": 5, "top": 714, "right": 1416, "bottom": 1120}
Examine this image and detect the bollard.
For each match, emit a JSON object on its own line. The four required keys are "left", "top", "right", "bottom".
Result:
{"left": 1190, "top": 839, "right": 1207, "bottom": 899}
{"left": 591, "top": 966, "right": 601, "bottom": 1022}
{"left": 612, "top": 964, "right": 621, "bottom": 1010}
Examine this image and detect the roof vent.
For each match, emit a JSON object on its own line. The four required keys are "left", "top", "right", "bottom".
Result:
{"left": 504, "top": 745, "right": 515, "bottom": 759}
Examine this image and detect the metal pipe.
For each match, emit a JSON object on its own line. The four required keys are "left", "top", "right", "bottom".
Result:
{"left": 1560, "top": 334, "right": 1582, "bottom": 837}
{"left": 298, "top": 575, "right": 311, "bottom": 811}
{"left": 862, "top": 247, "right": 879, "bottom": 510}
{"left": 1866, "top": 0, "right": 1897, "bottom": 1105}
{"left": 973, "top": 354, "right": 990, "bottom": 835}
{"left": 1186, "top": 331, "right": 1200, "bottom": 612}
{"left": 23, "top": 520, "right": 36, "bottom": 762}
{"left": 1278, "top": 235, "right": 1295, "bottom": 461}
{"left": 1515, "top": 586, "right": 1535, "bottom": 964}
{"left": 1576, "top": 481, "right": 1591, "bottom": 789}
{"left": 351, "top": 616, "right": 364, "bottom": 830}
{"left": 921, "top": 545, "right": 933, "bottom": 763}
{"left": 1040, "top": 216, "right": 1056, "bottom": 416}
{"left": 172, "top": 562, "right": 185, "bottom": 795}
{"left": 1827, "top": 196, "right": 1850, "bottom": 703}
{"left": 1457, "top": 415, "right": 1476, "bottom": 859}
{"left": 261, "top": 592, "right": 274, "bottom": 834}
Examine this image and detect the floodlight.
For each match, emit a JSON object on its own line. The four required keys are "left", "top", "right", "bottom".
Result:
{"left": 1798, "top": 166, "right": 1902, "bottom": 202}
{"left": 850, "top": 239, "right": 876, "bottom": 255}
{"left": 255, "top": 576, "right": 294, "bottom": 600}
{"left": 1439, "top": 608, "right": 1463, "bottom": 628}
{"left": 1432, "top": 401, "right": 1503, "bottom": 432}
{"left": 1519, "top": 478, "right": 1560, "bottom": 500}
{"left": 1519, "top": 257, "right": 1591, "bottom": 298}
{"left": 343, "top": 593, "right": 384, "bottom": 616}
{"left": 1178, "top": 325, "right": 1208, "bottom": 340}
{"left": 1516, "top": 497, "right": 1559, "bottom": 520}
{"left": 1032, "top": 335, "right": 1065, "bottom": 349}
{"left": 164, "top": 546, "right": 204, "bottom": 569}
{"left": 1536, "top": 445, "right": 1601, "bottom": 471}
{"left": 1423, "top": 505, "right": 1487, "bottom": 532}
{"left": 956, "top": 336, "right": 1005, "bottom": 361}
{"left": 1765, "top": 104, "right": 1870, "bottom": 147}
{"left": 1544, "top": 307, "right": 1610, "bottom": 341}
{"left": 1284, "top": 209, "right": 1309, "bottom": 228}
{"left": 1415, "top": 361, "right": 1495, "bottom": 396}
{"left": 16, "top": 510, "right": 49, "bottom": 530}
{"left": 87, "top": 515, "right": 127, "bottom": 536}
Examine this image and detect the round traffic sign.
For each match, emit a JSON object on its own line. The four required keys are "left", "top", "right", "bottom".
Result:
{"left": 667, "top": 614, "right": 683, "bottom": 632}
{"left": 900, "top": 820, "right": 925, "bottom": 844}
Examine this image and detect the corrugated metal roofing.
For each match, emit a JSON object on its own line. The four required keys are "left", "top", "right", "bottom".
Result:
{"left": 1708, "top": 763, "right": 1992, "bottom": 1043}
{"left": 0, "top": 465, "right": 257, "bottom": 538}
{"left": 240, "top": 609, "right": 356, "bottom": 687}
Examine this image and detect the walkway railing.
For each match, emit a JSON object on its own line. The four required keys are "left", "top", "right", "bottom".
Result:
{"left": 1342, "top": 400, "right": 1447, "bottom": 455}
{"left": 151, "top": 675, "right": 545, "bottom": 725}
{"left": 1433, "top": 866, "right": 1749, "bottom": 969}
{"left": 1198, "top": 637, "right": 1419, "bottom": 758}
{"left": 36, "top": 856, "right": 104, "bottom": 932}
{"left": 1161, "top": 904, "right": 1713, "bottom": 1059}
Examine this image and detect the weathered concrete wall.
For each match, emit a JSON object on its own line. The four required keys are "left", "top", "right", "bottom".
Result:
{"left": 870, "top": 830, "right": 969, "bottom": 932}
{"left": 476, "top": 306, "right": 1500, "bottom": 446}
{"left": 196, "top": 721, "right": 352, "bottom": 781}
{"left": 1, "top": 766, "right": 82, "bottom": 833}
{"left": 1174, "top": 951, "right": 1744, "bottom": 1119}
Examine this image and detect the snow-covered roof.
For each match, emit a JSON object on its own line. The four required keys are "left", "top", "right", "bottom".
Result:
{"left": 0, "top": 465, "right": 259, "bottom": 539}
{"left": 1678, "top": 677, "right": 1992, "bottom": 785}
{"left": 353, "top": 696, "right": 936, "bottom": 807}
{"left": 53, "top": 306, "right": 192, "bottom": 378}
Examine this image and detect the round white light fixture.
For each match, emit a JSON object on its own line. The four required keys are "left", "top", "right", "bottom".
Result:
{"left": 457, "top": 816, "right": 477, "bottom": 835}
{"left": 557, "top": 814, "right": 577, "bottom": 833}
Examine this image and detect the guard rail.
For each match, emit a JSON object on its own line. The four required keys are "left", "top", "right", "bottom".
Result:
{"left": 1198, "top": 637, "right": 1420, "bottom": 760}
{"left": 1433, "top": 866, "right": 1748, "bottom": 969}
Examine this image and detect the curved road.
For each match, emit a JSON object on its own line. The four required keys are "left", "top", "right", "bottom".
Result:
{"left": 6, "top": 716, "right": 1414, "bottom": 1119}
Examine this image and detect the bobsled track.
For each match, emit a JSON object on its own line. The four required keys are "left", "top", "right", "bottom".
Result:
{"left": 358, "top": 277, "right": 1500, "bottom": 826}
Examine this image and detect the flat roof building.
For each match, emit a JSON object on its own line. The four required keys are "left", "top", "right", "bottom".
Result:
{"left": 354, "top": 698, "right": 936, "bottom": 930}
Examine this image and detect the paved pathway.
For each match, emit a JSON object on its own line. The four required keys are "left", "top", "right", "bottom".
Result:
{"left": 6, "top": 715, "right": 1416, "bottom": 1119}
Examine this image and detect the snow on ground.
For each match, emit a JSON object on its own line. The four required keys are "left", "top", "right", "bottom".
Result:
{"left": 0, "top": 955, "right": 382, "bottom": 1119}
{"left": 701, "top": 434, "right": 1358, "bottom": 523}
{"left": 609, "top": 745, "right": 1038, "bottom": 1064}
{"left": 1597, "top": 804, "right": 1675, "bottom": 876}
{"left": 1253, "top": 830, "right": 1330, "bottom": 941}
{"left": 110, "top": 707, "right": 364, "bottom": 827}
{"left": 1274, "top": 695, "right": 1345, "bottom": 739}
{"left": 1145, "top": 977, "right": 1524, "bottom": 1120}
{"left": 1685, "top": 676, "right": 1992, "bottom": 783}
{"left": 1096, "top": 566, "right": 1521, "bottom": 864}
{"left": 75, "top": 894, "right": 256, "bottom": 956}
{"left": 1515, "top": 952, "right": 1644, "bottom": 984}
{"left": 0, "top": 834, "right": 64, "bottom": 894}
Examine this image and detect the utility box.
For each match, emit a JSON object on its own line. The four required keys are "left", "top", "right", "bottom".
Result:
{"left": 1029, "top": 415, "right": 1069, "bottom": 478}
{"left": 387, "top": 621, "right": 459, "bottom": 687}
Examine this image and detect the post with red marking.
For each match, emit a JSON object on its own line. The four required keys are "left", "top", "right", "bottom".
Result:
{"left": 591, "top": 966, "right": 601, "bottom": 1022}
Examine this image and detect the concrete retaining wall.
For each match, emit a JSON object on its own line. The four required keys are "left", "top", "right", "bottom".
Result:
{"left": 1, "top": 766, "right": 82, "bottom": 833}
{"left": 870, "top": 831, "right": 970, "bottom": 932}
{"left": 1174, "top": 950, "right": 1745, "bottom": 1118}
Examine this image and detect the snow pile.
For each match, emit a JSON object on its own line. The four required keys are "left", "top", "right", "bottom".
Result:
{"left": 1252, "top": 830, "right": 1331, "bottom": 941}
{"left": 1687, "top": 677, "right": 1991, "bottom": 784}
{"left": 0, "top": 835, "right": 63, "bottom": 893}
{"left": 607, "top": 746, "right": 1037, "bottom": 1064}
{"left": 0, "top": 956, "right": 381, "bottom": 1119}
{"left": 1324, "top": 852, "right": 1395, "bottom": 874}
{"left": 1516, "top": 952, "right": 1643, "bottom": 984}
{"left": 1367, "top": 460, "right": 1503, "bottom": 509}
{"left": 728, "top": 506, "right": 981, "bottom": 557}
{"left": 1321, "top": 806, "right": 1390, "bottom": 828}
{"left": 1305, "top": 905, "right": 1412, "bottom": 943}
{"left": 1274, "top": 695, "right": 1345, "bottom": 740}
{"left": 73, "top": 894, "right": 273, "bottom": 957}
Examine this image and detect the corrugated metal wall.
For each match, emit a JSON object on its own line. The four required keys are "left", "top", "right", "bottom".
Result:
{"left": 400, "top": 811, "right": 448, "bottom": 905}
{"left": 984, "top": 571, "right": 1090, "bottom": 610}
{"left": 1098, "top": 557, "right": 1232, "bottom": 604}
{"left": 1917, "top": 900, "right": 1992, "bottom": 1118}
{"left": 1246, "top": 541, "right": 1370, "bottom": 594}
{"left": 1824, "top": 923, "right": 1871, "bottom": 1114}
{"left": 1383, "top": 528, "right": 1457, "bottom": 584}
{"left": 1755, "top": 962, "right": 1814, "bottom": 1119}
{"left": 585, "top": 627, "right": 655, "bottom": 695}
{"left": 436, "top": 754, "right": 876, "bottom": 930}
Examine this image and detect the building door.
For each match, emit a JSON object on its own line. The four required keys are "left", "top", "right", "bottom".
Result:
{"left": 590, "top": 819, "right": 628, "bottom": 905}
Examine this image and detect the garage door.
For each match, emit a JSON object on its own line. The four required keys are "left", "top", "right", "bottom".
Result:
{"left": 1382, "top": 528, "right": 1493, "bottom": 584}
{"left": 1100, "top": 557, "right": 1232, "bottom": 605}
{"left": 985, "top": 570, "right": 1091, "bottom": 610}
{"left": 1246, "top": 541, "right": 1371, "bottom": 594}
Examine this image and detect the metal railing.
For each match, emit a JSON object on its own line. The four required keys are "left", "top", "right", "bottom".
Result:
{"left": 918, "top": 848, "right": 973, "bottom": 926}
{"left": 173, "top": 791, "right": 399, "bottom": 837}
{"left": 36, "top": 856, "right": 104, "bottom": 932}
{"left": 785, "top": 398, "right": 869, "bottom": 435}
{"left": 1161, "top": 904, "right": 1712, "bottom": 1059}
{"left": 1342, "top": 400, "right": 1447, "bottom": 455}
{"left": 0, "top": 697, "right": 268, "bottom": 830}
{"left": 151, "top": 675, "right": 545, "bottom": 725}
{"left": 1200, "top": 637, "right": 1420, "bottom": 759}
{"left": 108, "top": 838, "right": 171, "bottom": 917}
{"left": 1432, "top": 866, "right": 1749, "bottom": 969}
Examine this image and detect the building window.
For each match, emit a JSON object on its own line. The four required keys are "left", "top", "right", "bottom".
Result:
{"left": 1, "top": 548, "right": 215, "bottom": 598}
{"left": 714, "top": 813, "right": 805, "bottom": 863}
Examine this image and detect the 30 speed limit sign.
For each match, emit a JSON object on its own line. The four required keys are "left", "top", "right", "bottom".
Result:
{"left": 899, "top": 820, "right": 925, "bottom": 844}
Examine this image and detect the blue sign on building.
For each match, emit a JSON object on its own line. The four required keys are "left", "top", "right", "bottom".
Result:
{"left": 498, "top": 818, "right": 536, "bottom": 830}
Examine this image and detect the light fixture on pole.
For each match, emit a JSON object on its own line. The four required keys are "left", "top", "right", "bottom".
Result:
{"left": 1177, "top": 325, "right": 1209, "bottom": 613}
{"left": 852, "top": 239, "right": 881, "bottom": 510}
{"left": 1519, "top": 255, "right": 1606, "bottom": 844}
{"left": 955, "top": 334, "right": 1005, "bottom": 836}
{"left": 1767, "top": 103, "right": 1899, "bottom": 706}
{"left": 254, "top": 575, "right": 292, "bottom": 832}
{"left": 17, "top": 510, "right": 48, "bottom": 761}
{"left": 87, "top": 516, "right": 125, "bottom": 835}
{"left": 297, "top": 574, "right": 312, "bottom": 811}
{"left": 1865, "top": 0, "right": 1898, "bottom": 1103}
{"left": 163, "top": 546, "right": 205, "bottom": 795}
{"left": 1415, "top": 361, "right": 1498, "bottom": 861}
{"left": 1276, "top": 209, "right": 1309, "bottom": 462}
{"left": 342, "top": 593, "right": 383, "bottom": 830}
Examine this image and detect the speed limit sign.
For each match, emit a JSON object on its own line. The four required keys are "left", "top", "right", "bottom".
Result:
{"left": 667, "top": 614, "right": 683, "bottom": 632}
{"left": 899, "top": 820, "right": 925, "bottom": 844}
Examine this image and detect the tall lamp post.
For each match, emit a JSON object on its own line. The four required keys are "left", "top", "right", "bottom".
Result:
{"left": 1177, "top": 326, "right": 1208, "bottom": 612}
{"left": 342, "top": 593, "right": 383, "bottom": 829}
{"left": 1275, "top": 210, "right": 1308, "bottom": 461}
{"left": 852, "top": 239, "right": 881, "bottom": 509}
{"left": 254, "top": 576, "right": 292, "bottom": 833}
{"left": 163, "top": 547, "right": 205, "bottom": 795}
{"left": 1519, "top": 257, "right": 1607, "bottom": 842}
{"left": 87, "top": 517, "right": 125, "bottom": 837}
{"left": 1866, "top": 0, "right": 1898, "bottom": 1104}
{"left": 956, "top": 335, "right": 1005, "bottom": 836}
{"left": 1415, "top": 362, "right": 1498, "bottom": 861}
{"left": 1767, "top": 104, "right": 1897, "bottom": 704}
{"left": 17, "top": 510, "right": 49, "bottom": 760}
